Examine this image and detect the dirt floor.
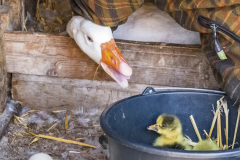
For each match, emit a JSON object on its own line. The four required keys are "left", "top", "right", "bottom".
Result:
{"left": 0, "top": 106, "right": 108, "bottom": 160}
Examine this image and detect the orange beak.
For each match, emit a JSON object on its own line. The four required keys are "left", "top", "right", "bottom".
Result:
{"left": 147, "top": 124, "right": 158, "bottom": 132}
{"left": 100, "top": 39, "right": 132, "bottom": 88}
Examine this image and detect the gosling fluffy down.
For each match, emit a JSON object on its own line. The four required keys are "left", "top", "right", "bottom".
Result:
{"left": 193, "top": 140, "right": 219, "bottom": 151}
{"left": 148, "top": 114, "right": 191, "bottom": 150}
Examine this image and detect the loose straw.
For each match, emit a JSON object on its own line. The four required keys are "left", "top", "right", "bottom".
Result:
{"left": 203, "top": 130, "right": 209, "bottom": 138}
{"left": 93, "top": 64, "right": 101, "bottom": 81}
{"left": 47, "top": 123, "right": 57, "bottom": 132}
{"left": 65, "top": 115, "right": 68, "bottom": 130}
{"left": 208, "top": 107, "right": 221, "bottom": 139}
{"left": 217, "top": 112, "right": 223, "bottom": 149}
{"left": 232, "top": 105, "right": 240, "bottom": 149}
{"left": 223, "top": 101, "right": 229, "bottom": 149}
{"left": 217, "top": 98, "right": 223, "bottom": 149}
{"left": 190, "top": 115, "right": 202, "bottom": 141}
{"left": 29, "top": 132, "right": 95, "bottom": 148}
{"left": 184, "top": 135, "right": 198, "bottom": 146}
{"left": 208, "top": 97, "right": 224, "bottom": 139}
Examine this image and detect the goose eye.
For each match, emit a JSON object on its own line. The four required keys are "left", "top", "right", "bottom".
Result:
{"left": 87, "top": 36, "right": 93, "bottom": 42}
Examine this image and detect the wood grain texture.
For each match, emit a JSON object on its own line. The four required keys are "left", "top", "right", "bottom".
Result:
{"left": 3, "top": 0, "right": 23, "bottom": 30}
{"left": 5, "top": 31, "right": 219, "bottom": 89}
{"left": 0, "top": 5, "right": 11, "bottom": 30}
{"left": 12, "top": 74, "right": 161, "bottom": 110}
{"left": 0, "top": 22, "right": 8, "bottom": 111}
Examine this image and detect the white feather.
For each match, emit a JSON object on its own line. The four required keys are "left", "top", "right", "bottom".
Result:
{"left": 67, "top": 16, "right": 113, "bottom": 64}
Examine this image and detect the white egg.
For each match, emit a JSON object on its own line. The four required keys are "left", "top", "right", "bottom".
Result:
{"left": 29, "top": 153, "right": 53, "bottom": 160}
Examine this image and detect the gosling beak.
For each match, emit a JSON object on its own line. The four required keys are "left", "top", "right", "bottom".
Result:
{"left": 147, "top": 124, "right": 158, "bottom": 132}
{"left": 100, "top": 38, "right": 132, "bottom": 88}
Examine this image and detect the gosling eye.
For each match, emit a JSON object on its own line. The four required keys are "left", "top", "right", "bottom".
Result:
{"left": 87, "top": 36, "right": 93, "bottom": 42}
{"left": 161, "top": 124, "right": 166, "bottom": 128}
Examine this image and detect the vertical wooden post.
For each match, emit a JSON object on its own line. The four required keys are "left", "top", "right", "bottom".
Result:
{"left": 21, "top": 0, "right": 25, "bottom": 31}
{"left": 0, "top": 22, "right": 8, "bottom": 112}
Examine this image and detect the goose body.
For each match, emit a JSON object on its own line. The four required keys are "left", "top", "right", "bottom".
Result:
{"left": 113, "top": 3, "right": 201, "bottom": 44}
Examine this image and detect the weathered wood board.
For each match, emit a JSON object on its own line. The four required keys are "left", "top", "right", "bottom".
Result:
{"left": 5, "top": 31, "right": 219, "bottom": 89}
{"left": 12, "top": 73, "right": 162, "bottom": 110}
{"left": 2, "top": 0, "right": 23, "bottom": 30}
{"left": 0, "top": 4, "right": 11, "bottom": 30}
{"left": 0, "top": 22, "right": 8, "bottom": 111}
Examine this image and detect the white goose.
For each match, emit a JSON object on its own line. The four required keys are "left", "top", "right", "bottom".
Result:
{"left": 113, "top": 3, "right": 201, "bottom": 44}
{"left": 67, "top": 3, "right": 200, "bottom": 88}
{"left": 67, "top": 17, "right": 132, "bottom": 88}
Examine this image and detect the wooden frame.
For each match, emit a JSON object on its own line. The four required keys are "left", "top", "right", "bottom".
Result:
{"left": 0, "top": 23, "right": 7, "bottom": 111}
{"left": 5, "top": 31, "right": 218, "bottom": 88}
{"left": 4, "top": 31, "right": 219, "bottom": 110}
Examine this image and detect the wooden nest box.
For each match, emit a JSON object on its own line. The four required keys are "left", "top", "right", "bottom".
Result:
{"left": 0, "top": 0, "right": 219, "bottom": 111}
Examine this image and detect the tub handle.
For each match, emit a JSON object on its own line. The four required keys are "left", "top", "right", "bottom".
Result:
{"left": 142, "top": 87, "right": 225, "bottom": 95}
{"left": 142, "top": 87, "right": 156, "bottom": 95}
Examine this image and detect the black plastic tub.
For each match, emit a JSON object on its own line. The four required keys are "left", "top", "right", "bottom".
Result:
{"left": 100, "top": 87, "right": 240, "bottom": 160}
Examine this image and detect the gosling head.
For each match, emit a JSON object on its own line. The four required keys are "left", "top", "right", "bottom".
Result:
{"left": 67, "top": 16, "right": 132, "bottom": 88}
{"left": 148, "top": 114, "right": 182, "bottom": 136}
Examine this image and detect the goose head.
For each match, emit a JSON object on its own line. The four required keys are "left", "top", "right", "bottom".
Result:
{"left": 67, "top": 16, "right": 132, "bottom": 88}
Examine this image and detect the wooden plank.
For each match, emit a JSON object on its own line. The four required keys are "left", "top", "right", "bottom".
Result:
{"left": 12, "top": 73, "right": 162, "bottom": 110}
{"left": 0, "top": 5, "right": 11, "bottom": 30}
{"left": 0, "top": 22, "right": 8, "bottom": 111}
{"left": 2, "top": 0, "right": 23, "bottom": 30}
{"left": 5, "top": 31, "right": 219, "bottom": 89}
